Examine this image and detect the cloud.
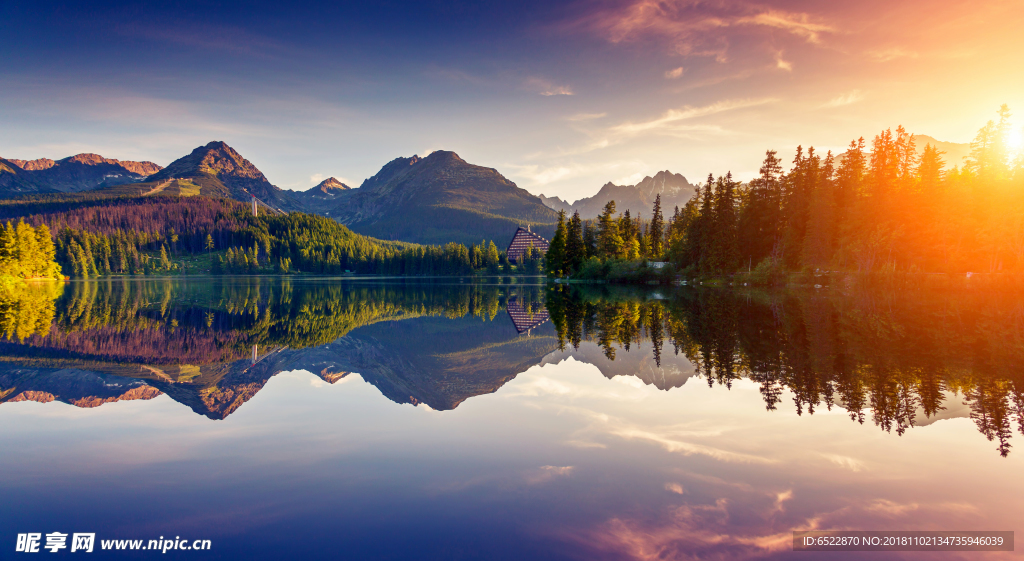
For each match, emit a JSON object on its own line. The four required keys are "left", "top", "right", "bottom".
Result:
{"left": 821, "top": 90, "right": 865, "bottom": 108}
{"left": 309, "top": 173, "right": 324, "bottom": 185}
{"left": 567, "top": 112, "right": 607, "bottom": 121}
{"left": 735, "top": 11, "right": 834, "bottom": 44}
{"left": 570, "top": 499, "right": 798, "bottom": 560}
{"left": 821, "top": 453, "right": 866, "bottom": 471}
{"left": 117, "top": 21, "right": 291, "bottom": 60}
{"left": 774, "top": 52, "right": 793, "bottom": 71}
{"left": 664, "top": 67, "right": 685, "bottom": 79}
{"left": 570, "top": 0, "right": 834, "bottom": 61}
{"left": 542, "top": 87, "right": 574, "bottom": 96}
{"left": 665, "top": 482, "right": 685, "bottom": 494}
{"left": 525, "top": 77, "right": 574, "bottom": 96}
{"left": 610, "top": 426, "right": 775, "bottom": 464}
{"left": 608, "top": 98, "right": 777, "bottom": 137}
{"left": 505, "top": 158, "right": 648, "bottom": 189}
{"left": 525, "top": 465, "right": 575, "bottom": 484}
{"left": 867, "top": 48, "right": 919, "bottom": 62}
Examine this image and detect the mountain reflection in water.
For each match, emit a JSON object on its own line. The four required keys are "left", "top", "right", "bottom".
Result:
{"left": 2, "top": 278, "right": 1024, "bottom": 456}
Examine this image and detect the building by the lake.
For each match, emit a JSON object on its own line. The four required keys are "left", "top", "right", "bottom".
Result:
{"left": 506, "top": 226, "right": 549, "bottom": 264}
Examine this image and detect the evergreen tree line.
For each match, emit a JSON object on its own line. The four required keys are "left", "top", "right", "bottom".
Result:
{"left": 0, "top": 220, "right": 63, "bottom": 280}
{"left": 14, "top": 197, "right": 529, "bottom": 278}
{"left": 547, "top": 105, "right": 1024, "bottom": 278}
{"left": 669, "top": 105, "right": 1024, "bottom": 276}
{"left": 544, "top": 194, "right": 668, "bottom": 277}
{"left": 546, "top": 285, "right": 1024, "bottom": 456}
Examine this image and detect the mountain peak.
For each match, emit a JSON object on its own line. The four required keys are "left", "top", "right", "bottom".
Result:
{"left": 423, "top": 150, "right": 465, "bottom": 164}
{"left": 314, "top": 177, "right": 351, "bottom": 193}
{"left": 144, "top": 141, "right": 301, "bottom": 211}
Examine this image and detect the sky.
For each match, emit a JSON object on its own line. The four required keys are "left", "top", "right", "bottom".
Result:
{"left": 2, "top": 0, "right": 1023, "bottom": 202}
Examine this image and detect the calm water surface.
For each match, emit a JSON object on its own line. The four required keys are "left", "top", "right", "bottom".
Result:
{"left": 1, "top": 277, "right": 1022, "bottom": 560}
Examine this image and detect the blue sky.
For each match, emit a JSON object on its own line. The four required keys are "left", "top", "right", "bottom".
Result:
{"left": 2, "top": 0, "right": 1022, "bottom": 201}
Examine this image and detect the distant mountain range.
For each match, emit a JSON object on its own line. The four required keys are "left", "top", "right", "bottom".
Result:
{"left": 540, "top": 170, "right": 695, "bottom": 220}
{"left": 0, "top": 142, "right": 556, "bottom": 245}
{"left": 915, "top": 135, "right": 971, "bottom": 167}
{"left": 0, "top": 133, "right": 971, "bottom": 245}
{"left": 0, "top": 153, "right": 162, "bottom": 194}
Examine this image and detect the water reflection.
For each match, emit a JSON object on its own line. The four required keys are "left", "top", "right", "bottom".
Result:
{"left": 3, "top": 278, "right": 1024, "bottom": 457}
{"left": 547, "top": 285, "right": 1024, "bottom": 457}
{"left": 0, "top": 279, "right": 556, "bottom": 418}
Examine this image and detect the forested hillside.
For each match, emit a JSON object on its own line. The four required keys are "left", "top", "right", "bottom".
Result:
{"left": 2, "top": 195, "right": 534, "bottom": 278}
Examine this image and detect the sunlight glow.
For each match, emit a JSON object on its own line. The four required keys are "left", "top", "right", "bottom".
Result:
{"left": 1008, "top": 127, "right": 1024, "bottom": 155}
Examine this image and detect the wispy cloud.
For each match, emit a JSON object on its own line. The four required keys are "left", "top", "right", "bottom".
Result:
{"left": 569, "top": 0, "right": 835, "bottom": 61}
{"left": 664, "top": 67, "right": 685, "bottom": 79}
{"left": 608, "top": 98, "right": 777, "bottom": 136}
{"left": 525, "top": 77, "right": 574, "bottom": 96}
{"left": 117, "top": 21, "right": 291, "bottom": 59}
{"left": 611, "top": 426, "right": 776, "bottom": 464}
{"left": 735, "top": 11, "right": 833, "bottom": 44}
{"left": 567, "top": 112, "right": 607, "bottom": 121}
{"left": 821, "top": 452, "right": 866, "bottom": 471}
{"left": 525, "top": 465, "right": 575, "bottom": 484}
{"left": 821, "top": 90, "right": 865, "bottom": 108}
{"left": 867, "top": 47, "right": 919, "bottom": 62}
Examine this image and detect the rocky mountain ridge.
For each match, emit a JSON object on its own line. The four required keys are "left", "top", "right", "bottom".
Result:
{"left": 540, "top": 170, "right": 695, "bottom": 219}
{"left": 10, "top": 154, "right": 163, "bottom": 176}
{"left": 0, "top": 153, "right": 164, "bottom": 194}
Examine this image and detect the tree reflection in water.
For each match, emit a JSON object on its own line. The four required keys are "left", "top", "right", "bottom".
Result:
{"left": 3, "top": 278, "right": 1024, "bottom": 456}
{"left": 548, "top": 285, "right": 1024, "bottom": 457}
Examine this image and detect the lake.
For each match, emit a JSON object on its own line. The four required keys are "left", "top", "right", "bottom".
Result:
{"left": 1, "top": 277, "right": 1022, "bottom": 559}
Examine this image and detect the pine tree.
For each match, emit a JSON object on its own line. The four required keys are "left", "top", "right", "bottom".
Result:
{"left": 33, "top": 224, "right": 62, "bottom": 279}
{"left": 597, "top": 200, "right": 622, "bottom": 260}
{"left": 546, "top": 211, "right": 567, "bottom": 277}
{"left": 713, "top": 173, "right": 740, "bottom": 273}
{"left": 159, "top": 244, "right": 171, "bottom": 271}
{"left": 696, "top": 174, "right": 714, "bottom": 272}
{"left": 802, "top": 153, "right": 836, "bottom": 268}
{"left": 649, "top": 194, "right": 664, "bottom": 258}
{"left": 585, "top": 222, "right": 598, "bottom": 260}
{"left": 782, "top": 146, "right": 815, "bottom": 269}
{"left": 205, "top": 234, "right": 215, "bottom": 254}
{"left": 918, "top": 144, "right": 945, "bottom": 193}
{"left": 565, "top": 211, "right": 585, "bottom": 274}
{"left": 619, "top": 209, "right": 635, "bottom": 259}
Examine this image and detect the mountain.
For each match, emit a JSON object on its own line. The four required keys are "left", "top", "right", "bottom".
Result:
{"left": 540, "top": 170, "right": 694, "bottom": 220}
{"left": 322, "top": 151, "right": 558, "bottom": 245}
{"left": 915, "top": 135, "right": 971, "bottom": 168}
{"left": 10, "top": 154, "right": 162, "bottom": 177}
{"left": 288, "top": 177, "right": 351, "bottom": 210}
{"left": 0, "top": 368, "right": 162, "bottom": 408}
{"left": 0, "top": 154, "right": 162, "bottom": 194}
{"left": 142, "top": 141, "right": 301, "bottom": 211}
{"left": 0, "top": 157, "right": 47, "bottom": 195}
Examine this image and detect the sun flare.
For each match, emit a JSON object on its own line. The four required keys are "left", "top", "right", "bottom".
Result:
{"left": 1008, "top": 127, "right": 1024, "bottom": 155}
